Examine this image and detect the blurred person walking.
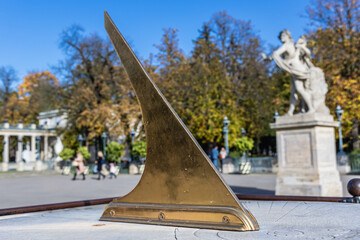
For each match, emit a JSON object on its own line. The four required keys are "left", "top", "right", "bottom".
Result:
{"left": 96, "top": 151, "right": 106, "bottom": 180}
{"left": 219, "top": 147, "right": 227, "bottom": 172}
{"left": 211, "top": 146, "right": 219, "bottom": 169}
{"left": 109, "top": 162, "right": 117, "bottom": 179}
{"left": 72, "top": 152, "right": 86, "bottom": 180}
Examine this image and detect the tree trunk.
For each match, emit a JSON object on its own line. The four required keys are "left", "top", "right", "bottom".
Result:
{"left": 352, "top": 121, "right": 359, "bottom": 150}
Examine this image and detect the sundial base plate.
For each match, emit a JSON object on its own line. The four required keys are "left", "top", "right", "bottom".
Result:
{"left": 100, "top": 202, "right": 255, "bottom": 231}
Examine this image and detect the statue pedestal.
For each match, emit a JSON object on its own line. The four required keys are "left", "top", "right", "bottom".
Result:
{"left": 1, "top": 162, "right": 8, "bottom": 172}
{"left": 270, "top": 113, "right": 342, "bottom": 197}
{"left": 35, "top": 161, "right": 42, "bottom": 171}
{"left": 17, "top": 162, "right": 24, "bottom": 171}
{"left": 222, "top": 158, "right": 235, "bottom": 174}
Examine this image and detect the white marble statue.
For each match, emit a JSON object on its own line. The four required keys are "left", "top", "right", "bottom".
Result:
{"left": 262, "top": 30, "right": 329, "bottom": 116}
{"left": 23, "top": 142, "right": 32, "bottom": 163}
{"left": 54, "top": 136, "right": 64, "bottom": 162}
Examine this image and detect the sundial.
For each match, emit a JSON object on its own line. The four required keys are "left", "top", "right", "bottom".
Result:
{"left": 100, "top": 11, "right": 259, "bottom": 231}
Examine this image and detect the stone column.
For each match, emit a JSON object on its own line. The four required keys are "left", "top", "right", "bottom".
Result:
{"left": 271, "top": 113, "right": 343, "bottom": 197}
{"left": 17, "top": 135, "right": 24, "bottom": 171}
{"left": 44, "top": 135, "right": 48, "bottom": 161}
{"left": 34, "top": 136, "right": 42, "bottom": 171}
{"left": 2, "top": 135, "right": 9, "bottom": 171}
{"left": 31, "top": 135, "right": 36, "bottom": 162}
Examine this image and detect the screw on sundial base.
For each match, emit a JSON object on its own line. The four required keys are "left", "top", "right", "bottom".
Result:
{"left": 342, "top": 178, "right": 360, "bottom": 203}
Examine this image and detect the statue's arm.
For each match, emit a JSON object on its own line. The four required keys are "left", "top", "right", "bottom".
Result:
{"left": 302, "top": 46, "right": 311, "bottom": 58}
{"left": 272, "top": 45, "right": 293, "bottom": 73}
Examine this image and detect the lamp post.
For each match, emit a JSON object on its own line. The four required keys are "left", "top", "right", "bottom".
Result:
{"left": 130, "top": 129, "right": 135, "bottom": 144}
{"left": 335, "top": 105, "right": 345, "bottom": 155}
{"left": 78, "top": 135, "right": 83, "bottom": 147}
{"left": 223, "top": 117, "right": 230, "bottom": 155}
{"left": 241, "top": 128, "right": 247, "bottom": 163}
{"left": 102, "top": 132, "right": 107, "bottom": 159}
{"left": 273, "top": 111, "right": 279, "bottom": 122}
{"left": 130, "top": 129, "right": 135, "bottom": 162}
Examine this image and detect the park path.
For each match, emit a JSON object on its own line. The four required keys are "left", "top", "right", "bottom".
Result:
{"left": 0, "top": 172, "right": 355, "bottom": 208}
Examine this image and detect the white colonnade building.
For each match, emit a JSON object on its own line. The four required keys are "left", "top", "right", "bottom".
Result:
{"left": 1, "top": 110, "right": 65, "bottom": 172}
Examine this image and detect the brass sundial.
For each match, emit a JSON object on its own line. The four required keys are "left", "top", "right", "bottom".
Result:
{"left": 100, "top": 11, "right": 259, "bottom": 231}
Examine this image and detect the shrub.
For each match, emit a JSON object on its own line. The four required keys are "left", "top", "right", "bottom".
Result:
{"left": 105, "top": 141, "right": 125, "bottom": 163}
{"left": 77, "top": 146, "right": 91, "bottom": 160}
{"left": 232, "top": 137, "right": 254, "bottom": 155}
{"left": 59, "top": 148, "right": 75, "bottom": 161}
{"left": 132, "top": 141, "right": 146, "bottom": 162}
{"left": 351, "top": 148, "right": 360, "bottom": 154}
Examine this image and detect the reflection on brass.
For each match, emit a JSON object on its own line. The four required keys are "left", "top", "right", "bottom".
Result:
{"left": 100, "top": 11, "right": 259, "bottom": 231}
{"left": 109, "top": 210, "right": 115, "bottom": 216}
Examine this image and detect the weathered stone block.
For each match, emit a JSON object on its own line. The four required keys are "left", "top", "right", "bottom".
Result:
{"left": 270, "top": 113, "right": 342, "bottom": 197}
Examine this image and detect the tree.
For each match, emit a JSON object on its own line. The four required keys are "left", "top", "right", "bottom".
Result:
{"left": 0, "top": 66, "right": 18, "bottom": 118}
{"left": 306, "top": 0, "right": 360, "bottom": 150}
{"left": 58, "top": 25, "right": 140, "bottom": 145}
{"left": 18, "top": 71, "right": 60, "bottom": 123}
{"left": 208, "top": 12, "right": 277, "bottom": 151}
{"left": 154, "top": 12, "right": 274, "bottom": 154}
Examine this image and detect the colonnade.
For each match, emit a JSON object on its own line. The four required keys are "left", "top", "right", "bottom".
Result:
{"left": 0, "top": 122, "right": 57, "bottom": 171}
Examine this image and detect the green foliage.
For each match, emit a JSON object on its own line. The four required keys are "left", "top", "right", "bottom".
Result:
{"left": 77, "top": 146, "right": 91, "bottom": 160}
{"left": 60, "top": 130, "right": 79, "bottom": 149}
{"left": 232, "top": 137, "right": 254, "bottom": 155}
{"left": 59, "top": 148, "right": 75, "bottom": 161}
{"left": 132, "top": 141, "right": 146, "bottom": 161}
{"left": 306, "top": 0, "right": 360, "bottom": 150}
{"left": 106, "top": 141, "right": 125, "bottom": 163}
{"left": 229, "top": 151, "right": 242, "bottom": 159}
{"left": 153, "top": 12, "right": 278, "bottom": 152}
{"left": 351, "top": 148, "right": 360, "bottom": 154}
{"left": 58, "top": 25, "right": 140, "bottom": 142}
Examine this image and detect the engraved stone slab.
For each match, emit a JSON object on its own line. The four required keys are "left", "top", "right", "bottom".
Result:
{"left": 283, "top": 132, "right": 312, "bottom": 168}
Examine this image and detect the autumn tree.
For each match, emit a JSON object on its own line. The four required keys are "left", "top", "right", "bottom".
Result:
{"left": 306, "top": 0, "right": 360, "bottom": 150}
{"left": 192, "top": 12, "right": 275, "bottom": 151}
{"left": 58, "top": 25, "right": 140, "bottom": 146}
{"left": 206, "top": 12, "right": 276, "bottom": 150}
{"left": 18, "top": 71, "right": 60, "bottom": 122}
{"left": 154, "top": 12, "right": 275, "bottom": 154}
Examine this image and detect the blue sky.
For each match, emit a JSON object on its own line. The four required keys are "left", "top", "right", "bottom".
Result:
{"left": 0, "top": 0, "right": 311, "bottom": 83}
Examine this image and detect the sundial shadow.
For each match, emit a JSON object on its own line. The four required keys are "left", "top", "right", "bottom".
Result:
{"left": 230, "top": 186, "right": 275, "bottom": 196}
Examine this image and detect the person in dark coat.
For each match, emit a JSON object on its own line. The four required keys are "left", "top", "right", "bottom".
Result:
{"left": 96, "top": 151, "right": 106, "bottom": 180}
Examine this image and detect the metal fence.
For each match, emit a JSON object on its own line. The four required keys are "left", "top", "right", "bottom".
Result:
{"left": 349, "top": 154, "right": 360, "bottom": 173}
{"left": 234, "top": 156, "right": 275, "bottom": 173}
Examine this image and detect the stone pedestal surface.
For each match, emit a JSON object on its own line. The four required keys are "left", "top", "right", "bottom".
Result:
{"left": 1, "top": 202, "right": 359, "bottom": 239}
{"left": 222, "top": 158, "right": 235, "bottom": 174}
{"left": 337, "top": 154, "right": 351, "bottom": 174}
{"left": 129, "top": 163, "right": 139, "bottom": 175}
{"left": 1, "top": 162, "right": 8, "bottom": 171}
{"left": 34, "top": 161, "right": 42, "bottom": 171}
{"left": 16, "top": 162, "right": 24, "bottom": 171}
{"left": 271, "top": 113, "right": 342, "bottom": 197}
